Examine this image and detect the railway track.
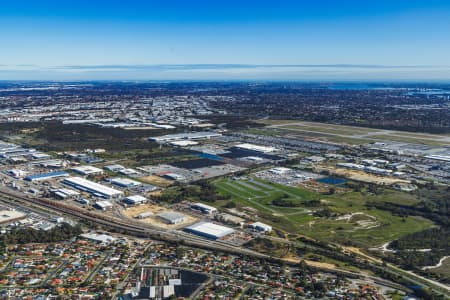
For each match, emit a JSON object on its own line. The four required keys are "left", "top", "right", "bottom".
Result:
{"left": 3, "top": 187, "right": 446, "bottom": 297}
{"left": 0, "top": 187, "right": 269, "bottom": 259}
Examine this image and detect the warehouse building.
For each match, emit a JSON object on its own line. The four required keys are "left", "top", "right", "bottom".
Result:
{"left": 215, "top": 213, "right": 245, "bottom": 226}
{"left": 191, "top": 202, "right": 217, "bottom": 215}
{"left": 157, "top": 211, "right": 186, "bottom": 224}
{"left": 111, "top": 177, "right": 142, "bottom": 188}
{"left": 135, "top": 211, "right": 153, "bottom": 219}
{"left": 80, "top": 233, "right": 115, "bottom": 244}
{"left": 71, "top": 165, "right": 104, "bottom": 176}
{"left": 149, "top": 131, "right": 221, "bottom": 143}
{"left": 249, "top": 222, "right": 272, "bottom": 233}
{"left": 234, "top": 143, "right": 278, "bottom": 153}
{"left": 31, "top": 152, "right": 52, "bottom": 160}
{"left": 123, "top": 195, "right": 147, "bottom": 205}
{"left": 169, "top": 140, "right": 199, "bottom": 147}
{"left": 93, "top": 200, "right": 114, "bottom": 211}
{"left": 118, "top": 168, "right": 141, "bottom": 176}
{"left": 25, "top": 171, "right": 69, "bottom": 182}
{"left": 7, "top": 169, "right": 27, "bottom": 178}
{"left": 162, "top": 173, "right": 185, "bottom": 181}
{"left": 184, "top": 222, "right": 235, "bottom": 240}
{"left": 104, "top": 164, "right": 126, "bottom": 172}
{"left": 53, "top": 188, "right": 80, "bottom": 199}
{"left": 62, "top": 177, "right": 123, "bottom": 199}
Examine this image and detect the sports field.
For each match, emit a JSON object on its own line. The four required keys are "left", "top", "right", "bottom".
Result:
{"left": 213, "top": 177, "right": 433, "bottom": 247}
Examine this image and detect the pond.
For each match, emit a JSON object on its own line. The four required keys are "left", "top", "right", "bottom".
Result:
{"left": 316, "top": 177, "right": 347, "bottom": 185}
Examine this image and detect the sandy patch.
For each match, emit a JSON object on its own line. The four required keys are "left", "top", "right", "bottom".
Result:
{"left": 122, "top": 204, "right": 197, "bottom": 229}
{"left": 304, "top": 260, "right": 337, "bottom": 270}
{"left": 315, "top": 166, "right": 408, "bottom": 185}
{"left": 343, "top": 247, "right": 382, "bottom": 264}
{"left": 138, "top": 175, "right": 173, "bottom": 187}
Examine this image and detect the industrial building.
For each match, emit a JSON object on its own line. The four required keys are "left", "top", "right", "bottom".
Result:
{"left": 149, "top": 131, "right": 221, "bottom": 143}
{"left": 31, "top": 152, "right": 52, "bottom": 160}
{"left": 156, "top": 211, "right": 186, "bottom": 224}
{"left": 123, "top": 195, "right": 147, "bottom": 205}
{"left": 71, "top": 165, "right": 104, "bottom": 176}
{"left": 80, "top": 232, "right": 115, "bottom": 244}
{"left": 104, "top": 164, "right": 126, "bottom": 172}
{"left": 425, "top": 154, "right": 450, "bottom": 162}
{"left": 52, "top": 188, "right": 80, "bottom": 199}
{"left": 169, "top": 140, "right": 199, "bottom": 147}
{"left": 191, "top": 202, "right": 217, "bottom": 214}
{"left": 118, "top": 168, "right": 140, "bottom": 176}
{"left": 24, "top": 171, "right": 69, "bottom": 182}
{"left": 135, "top": 211, "right": 153, "bottom": 219}
{"left": 111, "top": 177, "right": 142, "bottom": 188}
{"left": 162, "top": 173, "right": 186, "bottom": 181}
{"left": 268, "top": 167, "right": 292, "bottom": 175}
{"left": 7, "top": 169, "right": 27, "bottom": 178}
{"left": 234, "top": 143, "right": 277, "bottom": 153}
{"left": 249, "top": 222, "right": 272, "bottom": 233}
{"left": 215, "top": 213, "right": 245, "bottom": 226}
{"left": 62, "top": 177, "right": 123, "bottom": 199}
{"left": 93, "top": 200, "right": 114, "bottom": 211}
{"left": 184, "top": 222, "right": 235, "bottom": 240}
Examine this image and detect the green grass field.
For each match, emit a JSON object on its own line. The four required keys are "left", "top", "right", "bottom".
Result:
{"left": 212, "top": 177, "right": 433, "bottom": 247}
{"left": 429, "top": 257, "right": 450, "bottom": 281}
{"left": 256, "top": 119, "right": 450, "bottom": 146}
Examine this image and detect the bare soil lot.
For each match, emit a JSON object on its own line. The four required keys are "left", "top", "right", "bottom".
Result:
{"left": 315, "top": 166, "right": 409, "bottom": 185}
{"left": 122, "top": 204, "right": 197, "bottom": 229}
{"left": 138, "top": 175, "right": 173, "bottom": 187}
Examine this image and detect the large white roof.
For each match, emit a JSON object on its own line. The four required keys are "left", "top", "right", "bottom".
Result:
{"left": 186, "top": 222, "right": 234, "bottom": 238}
{"left": 111, "top": 177, "right": 141, "bottom": 187}
{"left": 63, "top": 176, "right": 123, "bottom": 197}
{"left": 72, "top": 165, "right": 103, "bottom": 175}
{"left": 125, "top": 195, "right": 147, "bottom": 202}
{"left": 235, "top": 143, "right": 277, "bottom": 153}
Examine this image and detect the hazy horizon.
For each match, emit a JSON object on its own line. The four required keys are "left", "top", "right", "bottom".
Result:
{"left": 1, "top": 1, "right": 450, "bottom": 80}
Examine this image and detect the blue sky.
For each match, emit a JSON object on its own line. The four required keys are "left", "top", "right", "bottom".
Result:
{"left": 1, "top": 0, "right": 450, "bottom": 80}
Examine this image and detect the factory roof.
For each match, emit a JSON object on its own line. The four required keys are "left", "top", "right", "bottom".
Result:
{"left": 191, "top": 202, "right": 217, "bottom": 212}
{"left": 234, "top": 143, "right": 278, "bottom": 153}
{"left": 94, "top": 200, "right": 114, "bottom": 209}
{"left": 268, "top": 167, "right": 292, "bottom": 174}
{"left": 156, "top": 211, "right": 186, "bottom": 222}
{"left": 126, "top": 195, "right": 147, "bottom": 201}
{"left": 169, "top": 140, "right": 199, "bottom": 147}
{"left": 104, "top": 164, "right": 125, "bottom": 172}
{"left": 111, "top": 177, "right": 141, "bottom": 187}
{"left": 71, "top": 165, "right": 104, "bottom": 175}
{"left": 56, "top": 188, "right": 80, "bottom": 197}
{"left": 185, "top": 222, "right": 234, "bottom": 239}
{"left": 80, "top": 233, "right": 115, "bottom": 244}
{"left": 250, "top": 222, "right": 273, "bottom": 232}
{"left": 63, "top": 177, "right": 123, "bottom": 198}
{"left": 124, "top": 195, "right": 147, "bottom": 203}
{"left": 150, "top": 131, "right": 221, "bottom": 142}
{"left": 24, "top": 171, "right": 69, "bottom": 181}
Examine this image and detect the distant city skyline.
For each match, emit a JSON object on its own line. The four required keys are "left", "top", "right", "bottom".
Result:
{"left": 1, "top": 0, "right": 450, "bottom": 80}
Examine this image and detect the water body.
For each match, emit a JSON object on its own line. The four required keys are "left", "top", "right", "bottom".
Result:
{"left": 316, "top": 177, "right": 347, "bottom": 185}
